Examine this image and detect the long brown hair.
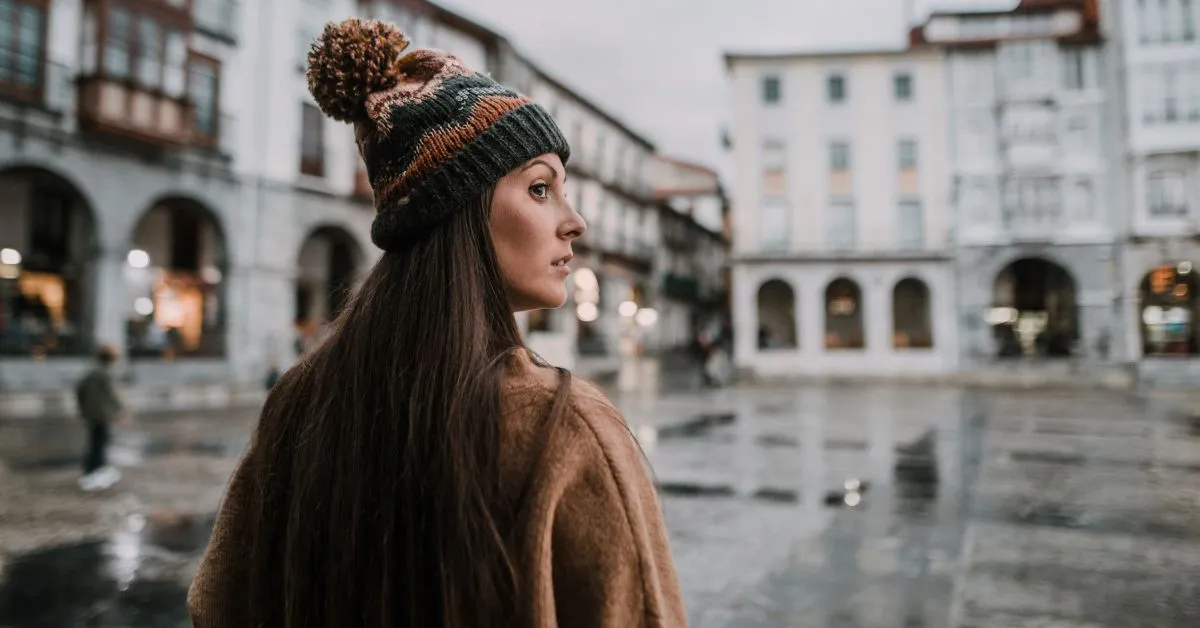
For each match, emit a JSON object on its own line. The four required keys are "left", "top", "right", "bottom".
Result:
{"left": 243, "top": 189, "right": 569, "bottom": 626}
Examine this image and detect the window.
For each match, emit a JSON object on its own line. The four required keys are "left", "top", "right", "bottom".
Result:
{"left": 0, "top": 0, "right": 47, "bottom": 100}
{"left": 1164, "top": 65, "right": 1179, "bottom": 122}
{"left": 105, "top": 7, "right": 133, "bottom": 78}
{"left": 1156, "top": 0, "right": 1166, "bottom": 40}
{"left": 898, "top": 139, "right": 918, "bottom": 170}
{"left": 827, "top": 74, "right": 846, "bottom": 103}
{"left": 188, "top": 54, "right": 220, "bottom": 143}
{"left": 1003, "top": 177, "right": 1061, "bottom": 225}
{"left": 137, "top": 16, "right": 162, "bottom": 88}
{"left": 300, "top": 102, "right": 325, "bottom": 177}
{"left": 1142, "top": 0, "right": 1199, "bottom": 43}
{"left": 829, "top": 141, "right": 850, "bottom": 171}
{"left": 826, "top": 199, "right": 856, "bottom": 250}
{"left": 762, "top": 140, "right": 786, "bottom": 197}
{"left": 1148, "top": 170, "right": 1188, "bottom": 216}
{"left": 762, "top": 75, "right": 781, "bottom": 104}
{"left": 1065, "top": 115, "right": 1090, "bottom": 153}
{"left": 1069, "top": 179, "right": 1094, "bottom": 220}
{"left": 1062, "top": 48, "right": 1086, "bottom": 90}
{"left": 894, "top": 72, "right": 913, "bottom": 101}
{"left": 898, "top": 200, "right": 923, "bottom": 249}
{"left": 759, "top": 198, "right": 790, "bottom": 250}
{"left": 99, "top": 6, "right": 187, "bottom": 94}
{"left": 164, "top": 29, "right": 186, "bottom": 97}
{"left": 1185, "top": 0, "right": 1196, "bottom": 40}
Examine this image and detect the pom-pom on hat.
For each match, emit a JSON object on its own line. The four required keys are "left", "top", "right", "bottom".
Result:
{"left": 306, "top": 18, "right": 570, "bottom": 251}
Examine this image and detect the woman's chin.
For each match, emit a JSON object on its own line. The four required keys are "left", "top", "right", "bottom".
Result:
{"left": 511, "top": 286, "right": 568, "bottom": 313}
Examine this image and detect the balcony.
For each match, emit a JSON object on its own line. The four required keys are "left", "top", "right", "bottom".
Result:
{"left": 73, "top": 0, "right": 222, "bottom": 149}
{"left": 193, "top": 0, "right": 240, "bottom": 43}
{"left": 1002, "top": 206, "right": 1061, "bottom": 242}
{"left": 77, "top": 76, "right": 193, "bottom": 147}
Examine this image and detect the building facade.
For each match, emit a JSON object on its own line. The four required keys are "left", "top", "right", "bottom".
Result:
{"left": 725, "top": 45, "right": 959, "bottom": 379}
{"left": 913, "top": 0, "right": 1123, "bottom": 372}
{"left": 650, "top": 155, "right": 730, "bottom": 352}
{"left": 0, "top": 0, "right": 255, "bottom": 402}
{"left": 1106, "top": 0, "right": 1200, "bottom": 383}
{"left": 0, "top": 0, "right": 688, "bottom": 414}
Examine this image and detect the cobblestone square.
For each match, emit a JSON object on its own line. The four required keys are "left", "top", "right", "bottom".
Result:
{"left": 2, "top": 383, "right": 1199, "bottom": 626}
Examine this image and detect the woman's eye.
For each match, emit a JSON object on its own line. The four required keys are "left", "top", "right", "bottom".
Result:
{"left": 530, "top": 182, "right": 549, "bottom": 199}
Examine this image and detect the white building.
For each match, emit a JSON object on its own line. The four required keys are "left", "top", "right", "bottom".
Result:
{"left": 725, "top": 44, "right": 958, "bottom": 379}
{"left": 913, "top": 0, "right": 1122, "bottom": 373}
{"left": 1105, "top": 0, "right": 1200, "bottom": 383}
{"left": 0, "top": 0, "right": 255, "bottom": 407}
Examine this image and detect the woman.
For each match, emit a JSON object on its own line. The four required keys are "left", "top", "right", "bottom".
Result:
{"left": 187, "top": 18, "right": 685, "bottom": 628}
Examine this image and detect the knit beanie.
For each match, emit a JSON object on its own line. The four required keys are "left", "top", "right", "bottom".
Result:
{"left": 305, "top": 19, "right": 570, "bottom": 251}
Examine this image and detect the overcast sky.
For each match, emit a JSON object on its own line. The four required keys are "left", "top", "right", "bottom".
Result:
{"left": 436, "top": 0, "right": 1017, "bottom": 179}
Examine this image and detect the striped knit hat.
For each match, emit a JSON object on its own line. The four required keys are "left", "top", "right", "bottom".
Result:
{"left": 306, "top": 19, "right": 570, "bottom": 251}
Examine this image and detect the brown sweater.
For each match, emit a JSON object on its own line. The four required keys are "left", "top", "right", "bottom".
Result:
{"left": 187, "top": 351, "right": 687, "bottom": 626}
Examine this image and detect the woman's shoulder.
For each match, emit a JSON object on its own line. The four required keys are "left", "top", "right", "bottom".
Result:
{"left": 501, "top": 350, "right": 628, "bottom": 438}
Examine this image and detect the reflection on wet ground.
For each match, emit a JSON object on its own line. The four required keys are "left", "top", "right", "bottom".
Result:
{"left": 2, "top": 386, "right": 1200, "bottom": 627}
{"left": 0, "top": 513, "right": 212, "bottom": 627}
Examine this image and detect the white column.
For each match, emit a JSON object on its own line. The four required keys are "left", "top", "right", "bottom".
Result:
{"left": 867, "top": 276, "right": 891, "bottom": 359}
{"left": 801, "top": 276, "right": 823, "bottom": 357}
{"left": 93, "top": 248, "right": 128, "bottom": 351}
{"left": 732, "top": 266, "right": 757, "bottom": 365}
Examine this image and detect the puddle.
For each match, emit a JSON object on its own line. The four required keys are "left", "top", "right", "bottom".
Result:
{"left": 656, "top": 481, "right": 736, "bottom": 498}
{"left": 656, "top": 481, "right": 802, "bottom": 505}
{"left": 752, "top": 487, "right": 798, "bottom": 503}
{"left": 756, "top": 433, "right": 798, "bottom": 448}
{"left": 657, "top": 413, "right": 735, "bottom": 439}
{"left": 0, "top": 541, "right": 191, "bottom": 627}
{"left": 0, "top": 512, "right": 214, "bottom": 627}
{"left": 1008, "top": 450, "right": 1086, "bottom": 465}
{"left": 5, "top": 436, "right": 248, "bottom": 473}
{"left": 113, "top": 435, "right": 250, "bottom": 461}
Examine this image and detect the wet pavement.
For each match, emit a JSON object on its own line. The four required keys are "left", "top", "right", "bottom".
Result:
{"left": 3, "top": 383, "right": 1200, "bottom": 627}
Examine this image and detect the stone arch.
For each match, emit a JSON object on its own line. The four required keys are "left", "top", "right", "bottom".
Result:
{"left": 0, "top": 165, "right": 100, "bottom": 356}
{"left": 893, "top": 276, "right": 933, "bottom": 349}
{"left": 295, "top": 225, "right": 365, "bottom": 339}
{"left": 825, "top": 276, "right": 864, "bottom": 350}
{"left": 990, "top": 257, "right": 1078, "bottom": 358}
{"left": 125, "top": 196, "right": 229, "bottom": 359}
{"left": 756, "top": 278, "right": 797, "bottom": 349}
{"left": 1137, "top": 261, "right": 1199, "bottom": 357}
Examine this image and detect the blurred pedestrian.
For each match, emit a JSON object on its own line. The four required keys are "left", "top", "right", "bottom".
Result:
{"left": 263, "top": 362, "right": 281, "bottom": 390}
{"left": 74, "top": 343, "right": 129, "bottom": 491}
{"left": 188, "top": 19, "right": 685, "bottom": 628}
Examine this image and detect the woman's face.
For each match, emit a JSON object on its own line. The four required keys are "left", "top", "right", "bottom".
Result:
{"left": 491, "top": 153, "right": 586, "bottom": 312}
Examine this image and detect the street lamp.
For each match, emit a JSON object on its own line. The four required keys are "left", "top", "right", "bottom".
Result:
{"left": 127, "top": 249, "right": 150, "bottom": 269}
{"left": 0, "top": 248, "right": 20, "bottom": 280}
